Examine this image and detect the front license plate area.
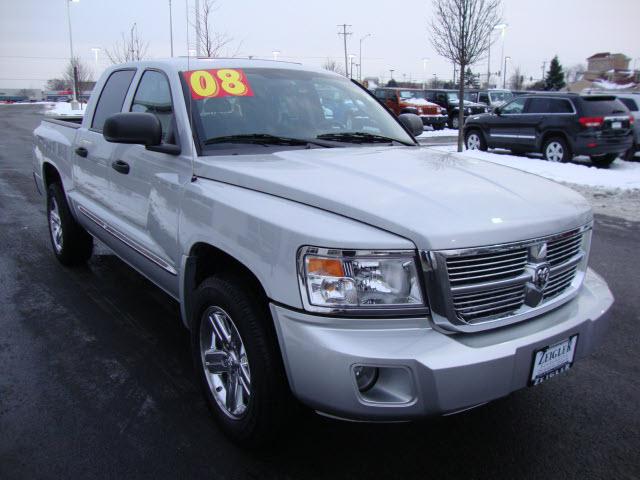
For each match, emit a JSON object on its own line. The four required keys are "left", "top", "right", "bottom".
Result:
{"left": 530, "top": 335, "right": 578, "bottom": 386}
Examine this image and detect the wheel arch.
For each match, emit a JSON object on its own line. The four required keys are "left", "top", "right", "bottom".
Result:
{"left": 539, "top": 130, "right": 572, "bottom": 153}
{"left": 180, "top": 242, "right": 270, "bottom": 330}
{"left": 42, "top": 162, "right": 62, "bottom": 188}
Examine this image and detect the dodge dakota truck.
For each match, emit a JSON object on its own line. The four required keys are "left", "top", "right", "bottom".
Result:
{"left": 33, "top": 59, "right": 613, "bottom": 447}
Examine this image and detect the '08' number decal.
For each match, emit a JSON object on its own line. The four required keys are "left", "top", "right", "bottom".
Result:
{"left": 184, "top": 68, "right": 253, "bottom": 99}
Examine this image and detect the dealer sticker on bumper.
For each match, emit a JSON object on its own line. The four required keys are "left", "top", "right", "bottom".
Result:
{"left": 530, "top": 335, "right": 578, "bottom": 386}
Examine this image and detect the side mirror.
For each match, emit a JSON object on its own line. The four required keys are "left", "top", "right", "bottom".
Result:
{"left": 494, "top": 107, "right": 502, "bottom": 115}
{"left": 104, "top": 112, "right": 162, "bottom": 146}
{"left": 398, "top": 113, "right": 424, "bottom": 137}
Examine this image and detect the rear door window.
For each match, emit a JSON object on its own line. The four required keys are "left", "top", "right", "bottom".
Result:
{"left": 581, "top": 97, "right": 628, "bottom": 116}
{"left": 527, "top": 97, "right": 552, "bottom": 113}
{"left": 91, "top": 69, "right": 136, "bottom": 131}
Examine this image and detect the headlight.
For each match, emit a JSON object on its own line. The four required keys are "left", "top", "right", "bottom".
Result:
{"left": 464, "top": 107, "right": 471, "bottom": 114}
{"left": 298, "top": 247, "right": 425, "bottom": 313}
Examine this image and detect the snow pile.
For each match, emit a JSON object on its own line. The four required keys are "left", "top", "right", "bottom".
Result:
{"left": 430, "top": 145, "right": 640, "bottom": 190}
{"left": 418, "top": 128, "right": 458, "bottom": 138}
{"left": 44, "top": 102, "right": 85, "bottom": 117}
{"left": 590, "top": 79, "right": 636, "bottom": 90}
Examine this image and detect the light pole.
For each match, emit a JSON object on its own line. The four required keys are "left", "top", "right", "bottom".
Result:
{"left": 349, "top": 54, "right": 355, "bottom": 79}
{"left": 422, "top": 58, "right": 429, "bottom": 89}
{"left": 488, "top": 23, "right": 507, "bottom": 88}
{"left": 90, "top": 47, "right": 100, "bottom": 69}
{"left": 272, "top": 50, "right": 281, "bottom": 61}
{"left": 168, "top": 0, "right": 174, "bottom": 57}
{"left": 433, "top": 73, "right": 437, "bottom": 88}
{"left": 359, "top": 34, "right": 371, "bottom": 82}
{"left": 503, "top": 56, "right": 511, "bottom": 89}
{"left": 66, "top": 0, "right": 80, "bottom": 109}
{"left": 497, "top": 24, "right": 508, "bottom": 89}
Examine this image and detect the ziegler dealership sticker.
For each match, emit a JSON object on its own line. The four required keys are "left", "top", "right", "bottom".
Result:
{"left": 183, "top": 68, "right": 254, "bottom": 99}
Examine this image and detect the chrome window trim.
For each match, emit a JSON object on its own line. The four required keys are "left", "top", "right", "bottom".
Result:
{"left": 421, "top": 223, "right": 592, "bottom": 333}
{"left": 296, "top": 246, "right": 429, "bottom": 317}
{"left": 78, "top": 205, "right": 177, "bottom": 275}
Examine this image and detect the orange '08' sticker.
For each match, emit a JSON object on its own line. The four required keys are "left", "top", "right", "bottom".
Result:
{"left": 183, "top": 68, "right": 254, "bottom": 99}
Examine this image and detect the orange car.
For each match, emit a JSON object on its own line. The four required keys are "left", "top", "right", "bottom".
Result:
{"left": 374, "top": 88, "right": 448, "bottom": 130}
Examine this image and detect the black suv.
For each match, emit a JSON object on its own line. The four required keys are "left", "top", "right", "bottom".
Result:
{"left": 424, "top": 89, "right": 489, "bottom": 129}
{"left": 463, "top": 93, "right": 634, "bottom": 167}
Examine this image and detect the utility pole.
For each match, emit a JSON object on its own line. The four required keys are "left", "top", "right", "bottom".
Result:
{"left": 541, "top": 60, "right": 547, "bottom": 81}
{"left": 169, "top": 0, "right": 174, "bottom": 57}
{"left": 337, "top": 24, "right": 352, "bottom": 78}
{"left": 359, "top": 34, "right": 371, "bottom": 82}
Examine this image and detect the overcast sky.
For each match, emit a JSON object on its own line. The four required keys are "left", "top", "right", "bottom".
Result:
{"left": 1, "top": 0, "right": 639, "bottom": 90}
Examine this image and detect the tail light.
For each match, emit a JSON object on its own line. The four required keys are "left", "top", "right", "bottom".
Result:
{"left": 579, "top": 116, "right": 604, "bottom": 128}
{"left": 630, "top": 115, "right": 635, "bottom": 125}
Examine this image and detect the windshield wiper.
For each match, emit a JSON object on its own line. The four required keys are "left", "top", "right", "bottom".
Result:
{"left": 204, "top": 133, "right": 331, "bottom": 148}
{"left": 316, "top": 132, "right": 412, "bottom": 145}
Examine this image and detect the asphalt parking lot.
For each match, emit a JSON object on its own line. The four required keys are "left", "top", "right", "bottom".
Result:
{"left": 1, "top": 105, "right": 639, "bottom": 480}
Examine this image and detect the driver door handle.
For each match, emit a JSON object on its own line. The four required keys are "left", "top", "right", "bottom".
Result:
{"left": 111, "top": 160, "right": 130, "bottom": 175}
{"left": 75, "top": 147, "right": 88, "bottom": 158}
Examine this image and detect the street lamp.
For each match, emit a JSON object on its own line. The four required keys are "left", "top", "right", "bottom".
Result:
{"left": 503, "top": 56, "right": 511, "bottom": 89}
{"left": 359, "top": 34, "right": 371, "bottom": 81}
{"left": 272, "top": 50, "right": 281, "bottom": 61}
{"left": 422, "top": 58, "right": 429, "bottom": 89}
{"left": 433, "top": 73, "right": 437, "bottom": 88}
{"left": 66, "top": 0, "right": 80, "bottom": 109}
{"left": 349, "top": 54, "right": 356, "bottom": 79}
{"left": 90, "top": 47, "right": 101, "bottom": 69}
{"left": 487, "top": 23, "right": 507, "bottom": 88}
{"left": 168, "top": 0, "right": 174, "bottom": 57}
{"left": 495, "top": 23, "right": 508, "bottom": 88}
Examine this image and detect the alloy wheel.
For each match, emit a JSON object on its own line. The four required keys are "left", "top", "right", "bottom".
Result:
{"left": 49, "top": 196, "right": 63, "bottom": 253}
{"left": 546, "top": 142, "right": 564, "bottom": 162}
{"left": 199, "top": 306, "right": 251, "bottom": 419}
{"left": 467, "top": 133, "right": 481, "bottom": 150}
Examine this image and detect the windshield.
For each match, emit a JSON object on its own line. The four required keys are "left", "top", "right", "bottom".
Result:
{"left": 446, "top": 92, "right": 459, "bottom": 102}
{"left": 399, "top": 90, "right": 426, "bottom": 99}
{"left": 184, "top": 68, "right": 414, "bottom": 151}
{"left": 489, "top": 91, "right": 513, "bottom": 103}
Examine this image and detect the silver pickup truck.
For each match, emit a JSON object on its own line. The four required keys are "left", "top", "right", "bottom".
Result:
{"left": 33, "top": 59, "right": 613, "bottom": 446}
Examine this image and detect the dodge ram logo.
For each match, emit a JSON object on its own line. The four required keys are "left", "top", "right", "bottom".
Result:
{"left": 533, "top": 264, "right": 551, "bottom": 290}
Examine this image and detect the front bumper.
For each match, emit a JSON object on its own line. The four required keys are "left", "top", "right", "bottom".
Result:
{"left": 420, "top": 114, "right": 447, "bottom": 126}
{"left": 271, "top": 268, "right": 613, "bottom": 421}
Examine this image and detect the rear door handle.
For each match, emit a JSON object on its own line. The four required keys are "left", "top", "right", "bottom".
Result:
{"left": 111, "top": 160, "right": 130, "bottom": 175}
{"left": 75, "top": 147, "right": 88, "bottom": 158}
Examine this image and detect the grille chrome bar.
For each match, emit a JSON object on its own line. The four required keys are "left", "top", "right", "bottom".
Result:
{"left": 424, "top": 224, "right": 592, "bottom": 333}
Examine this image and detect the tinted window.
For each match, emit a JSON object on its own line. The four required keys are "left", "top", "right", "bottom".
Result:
{"left": 619, "top": 97, "right": 638, "bottom": 112}
{"left": 91, "top": 70, "right": 136, "bottom": 131}
{"left": 374, "top": 90, "right": 385, "bottom": 99}
{"left": 501, "top": 97, "right": 526, "bottom": 114}
{"left": 581, "top": 97, "right": 628, "bottom": 116}
{"left": 526, "top": 97, "right": 573, "bottom": 114}
{"left": 131, "top": 70, "right": 176, "bottom": 143}
{"left": 479, "top": 93, "right": 490, "bottom": 104}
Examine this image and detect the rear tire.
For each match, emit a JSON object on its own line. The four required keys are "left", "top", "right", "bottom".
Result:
{"left": 465, "top": 129, "right": 487, "bottom": 151}
{"left": 543, "top": 137, "right": 571, "bottom": 163}
{"left": 590, "top": 153, "right": 618, "bottom": 168}
{"left": 450, "top": 115, "right": 461, "bottom": 130}
{"left": 46, "top": 182, "right": 93, "bottom": 266}
{"left": 191, "top": 275, "right": 293, "bottom": 448}
{"left": 623, "top": 145, "right": 637, "bottom": 161}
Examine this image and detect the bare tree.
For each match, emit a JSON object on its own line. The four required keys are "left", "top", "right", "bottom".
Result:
{"left": 105, "top": 24, "right": 149, "bottom": 64}
{"left": 46, "top": 78, "right": 68, "bottom": 91}
{"left": 321, "top": 58, "right": 345, "bottom": 75}
{"left": 565, "top": 63, "right": 586, "bottom": 83}
{"left": 509, "top": 65, "right": 524, "bottom": 90}
{"left": 64, "top": 57, "right": 93, "bottom": 94}
{"left": 430, "top": 0, "right": 502, "bottom": 151}
{"left": 193, "top": 0, "right": 238, "bottom": 57}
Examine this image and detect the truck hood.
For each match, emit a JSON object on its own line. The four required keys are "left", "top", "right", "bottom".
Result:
{"left": 194, "top": 146, "right": 592, "bottom": 250}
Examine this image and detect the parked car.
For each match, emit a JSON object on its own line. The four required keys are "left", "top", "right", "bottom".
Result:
{"left": 464, "top": 88, "right": 514, "bottom": 108}
{"left": 614, "top": 92, "right": 640, "bottom": 160}
{"left": 374, "top": 87, "right": 447, "bottom": 129}
{"left": 424, "top": 88, "right": 489, "bottom": 128}
{"left": 463, "top": 93, "right": 634, "bottom": 167}
{"left": 34, "top": 59, "right": 613, "bottom": 446}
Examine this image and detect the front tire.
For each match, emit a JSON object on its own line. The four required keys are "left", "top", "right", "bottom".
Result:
{"left": 590, "top": 153, "right": 618, "bottom": 168}
{"left": 449, "top": 115, "right": 461, "bottom": 130}
{"left": 46, "top": 182, "right": 93, "bottom": 266}
{"left": 543, "top": 137, "right": 571, "bottom": 163}
{"left": 465, "top": 129, "right": 487, "bottom": 151}
{"left": 191, "top": 276, "right": 292, "bottom": 447}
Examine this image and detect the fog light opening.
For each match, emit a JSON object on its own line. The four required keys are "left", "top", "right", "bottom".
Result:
{"left": 354, "top": 366, "right": 379, "bottom": 392}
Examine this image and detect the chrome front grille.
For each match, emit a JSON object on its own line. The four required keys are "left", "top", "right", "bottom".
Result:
{"left": 425, "top": 224, "right": 592, "bottom": 332}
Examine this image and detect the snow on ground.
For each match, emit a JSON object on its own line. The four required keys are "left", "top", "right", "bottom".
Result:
{"left": 43, "top": 101, "right": 85, "bottom": 117}
{"left": 418, "top": 127, "right": 458, "bottom": 138}
{"left": 428, "top": 145, "right": 640, "bottom": 221}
